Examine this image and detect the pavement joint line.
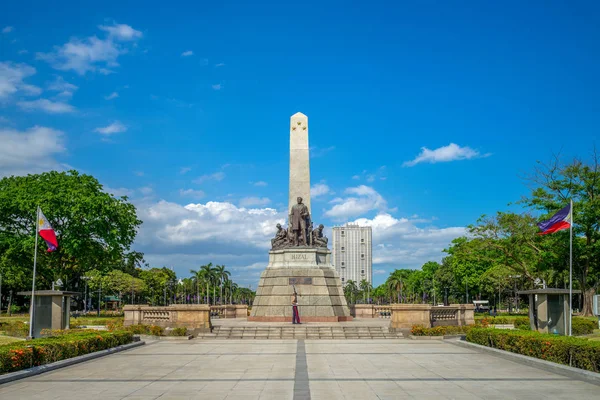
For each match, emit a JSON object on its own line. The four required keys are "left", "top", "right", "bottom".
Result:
{"left": 0, "top": 341, "right": 146, "bottom": 386}
{"left": 450, "top": 339, "right": 600, "bottom": 386}
{"left": 293, "top": 339, "right": 311, "bottom": 400}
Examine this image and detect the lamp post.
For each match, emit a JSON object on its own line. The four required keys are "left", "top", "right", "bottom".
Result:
{"left": 82, "top": 276, "right": 91, "bottom": 313}
{"left": 509, "top": 275, "right": 521, "bottom": 312}
{"left": 97, "top": 281, "right": 102, "bottom": 317}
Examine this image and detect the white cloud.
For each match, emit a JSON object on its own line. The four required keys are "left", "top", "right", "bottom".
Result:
{"left": 324, "top": 185, "right": 387, "bottom": 220}
{"left": 0, "top": 126, "right": 66, "bottom": 177}
{"left": 310, "top": 146, "right": 335, "bottom": 158}
{"left": 373, "top": 269, "right": 387, "bottom": 275}
{"left": 104, "top": 91, "right": 119, "bottom": 100}
{"left": 239, "top": 197, "right": 271, "bottom": 207}
{"left": 136, "top": 200, "right": 284, "bottom": 253}
{"left": 180, "top": 167, "right": 192, "bottom": 174}
{"left": 139, "top": 186, "right": 153, "bottom": 196}
{"left": 180, "top": 189, "right": 205, "bottom": 199}
{"left": 47, "top": 76, "right": 78, "bottom": 92}
{"left": 94, "top": 121, "right": 126, "bottom": 135}
{"left": 253, "top": 181, "right": 268, "bottom": 187}
{"left": 403, "top": 143, "right": 489, "bottom": 167}
{"left": 98, "top": 23, "right": 143, "bottom": 41}
{"left": 17, "top": 99, "right": 75, "bottom": 113}
{"left": 212, "top": 84, "right": 222, "bottom": 90}
{"left": 181, "top": 50, "right": 193, "bottom": 57}
{"left": 18, "top": 49, "right": 28, "bottom": 55}
{"left": 0, "top": 62, "right": 41, "bottom": 99}
{"left": 215, "top": 62, "right": 225, "bottom": 67}
{"left": 311, "top": 183, "right": 330, "bottom": 198}
{"left": 193, "top": 171, "right": 225, "bottom": 184}
{"left": 2, "top": 26, "right": 13, "bottom": 34}
{"left": 98, "top": 68, "right": 115, "bottom": 75}
{"left": 104, "top": 186, "right": 134, "bottom": 197}
{"left": 37, "top": 23, "right": 142, "bottom": 75}
{"left": 350, "top": 213, "right": 466, "bottom": 270}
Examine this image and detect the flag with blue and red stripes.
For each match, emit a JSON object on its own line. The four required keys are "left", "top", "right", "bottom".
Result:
{"left": 537, "top": 203, "right": 572, "bottom": 235}
{"left": 38, "top": 208, "right": 58, "bottom": 252}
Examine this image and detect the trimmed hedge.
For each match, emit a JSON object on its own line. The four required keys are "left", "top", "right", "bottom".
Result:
{"left": 0, "top": 331, "right": 134, "bottom": 374}
{"left": 573, "top": 318, "right": 597, "bottom": 335}
{"left": 411, "top": 325, "right": 472, "bottom": 336}
{"left": 466, "top": 328, "right": 600, "bottom": 372}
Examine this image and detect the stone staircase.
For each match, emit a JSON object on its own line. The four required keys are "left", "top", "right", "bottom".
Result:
{"left": 196, "top": 325, "right": 403, "bottom": 339}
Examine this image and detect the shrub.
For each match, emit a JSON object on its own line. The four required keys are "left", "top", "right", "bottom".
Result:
{"left": 410, "top": 325, "right": 472, "bottom": 336}
{"left": 0, "top": 321, "right": 29, "bottom": 338}
{"left": 513, "top": 317, "right": 530, "bottom": 330}
{"left": 572, "top": 317, "right": 597, "bottom": 335}
{"left": 466, "top": 328, "right": 600, "bottom": 372}
{"left": 170, "top": 327, "right": 188, "bottom": 336}
{"left": 149, "top": 326, "right": 164, "bottom": 336}
{"left": 0, "top": 331, "right": 133, "bottom": 374}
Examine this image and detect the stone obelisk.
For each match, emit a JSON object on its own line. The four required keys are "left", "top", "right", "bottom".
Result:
{"left": 249, "top": 112, "right": 351, "bottom": 322}
{"left": 289, "top": 112, "right": 311, "bottom": 214}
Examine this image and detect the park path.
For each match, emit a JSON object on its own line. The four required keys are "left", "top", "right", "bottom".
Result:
{"left": 0, "top": 338, "right": 597, "bottom": 399}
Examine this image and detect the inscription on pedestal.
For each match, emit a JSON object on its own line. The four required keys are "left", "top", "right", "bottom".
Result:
{"left": 291, "top": 254, "right": 308, "bottom": 260}
{"left": 289, "top": 277, "right": 313, "bottom": 285}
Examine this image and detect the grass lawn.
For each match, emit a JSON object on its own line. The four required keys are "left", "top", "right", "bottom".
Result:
{"left": 0, "top": 335, "right": 25, "bottom": 345}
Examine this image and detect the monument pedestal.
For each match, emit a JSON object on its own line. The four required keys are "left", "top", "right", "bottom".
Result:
{"left": 249, "top": 248, "right": 352, "bottom": 322}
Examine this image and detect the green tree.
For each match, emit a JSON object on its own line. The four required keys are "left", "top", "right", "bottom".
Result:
{"left": 359, "top": 279, "right": 371, "bottom": 303}
{"left": 0, "top": 171, "right": 142, "bottom": 296}
{"left": 215, "top": 264, "right": 230, "bottom": 305}
{"left": 522, "top": 153, "right": 600, "bottom": 315}
{"left": 344, "top": 280, "right": 358, "bottom": 304}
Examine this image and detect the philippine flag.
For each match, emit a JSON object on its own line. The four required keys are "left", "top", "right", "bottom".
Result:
{"left": 537, "top": 203, "right": 572, "bottom": 235}
{"left": 38, "top": 208, "right": 58, "bottom": 252}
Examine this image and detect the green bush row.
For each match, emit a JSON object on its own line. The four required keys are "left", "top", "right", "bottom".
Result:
{"left": 572, "top": 318, "right": 597, "bottom": 335}
{"left": 411, "top": 325, "right": 472, "bottom": 336}
{"left": 0, "top": 331, "right": 134, "bottom": 374}
{"left": 466, "top": 328, "right": 600, "bottom": 372}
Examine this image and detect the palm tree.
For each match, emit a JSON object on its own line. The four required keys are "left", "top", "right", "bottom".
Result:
{"left": 228, "top": 281, "right": 238, "bottom": 304}
{"left": 215, "top": 265, "right": 231, "bottom": 305}
{"left": 190, "top": 268, "right": 203, "bottom": 304}
{"left": 196, "top": 263, "right": 215, "bottom": 305}
{"left": 387, "top": 272, "right": 403, "bottom": 303}
{"left": 344, "top": 280, "right": 358, "bottom": 304}
{"left": 359, "top": 279, "right": 371, "bottom": 304}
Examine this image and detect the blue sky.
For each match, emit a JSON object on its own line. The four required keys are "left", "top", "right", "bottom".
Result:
{"left": 1, "top": 1, "right": 599, "bottom": 287}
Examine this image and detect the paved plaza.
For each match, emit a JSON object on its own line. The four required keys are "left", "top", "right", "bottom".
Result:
{"left": 0, "top": 338, "right": 598, "bottom": 399}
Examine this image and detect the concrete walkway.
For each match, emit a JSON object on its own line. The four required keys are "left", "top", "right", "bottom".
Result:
{"left": 0, "top": 339, "right": 597, "bottom": 399}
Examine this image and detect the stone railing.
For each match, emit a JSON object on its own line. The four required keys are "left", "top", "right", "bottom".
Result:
{"left": 124, "top": 304, "right": 212, "bottom": 332}
{"left": 210, "top": 304, "right": 248, "bottom": 318}
{"left": 349, "top": 305, "right": 392, "bottom": 318}
{"left": 389, "top": 304, "right": 475, "bottom": 331}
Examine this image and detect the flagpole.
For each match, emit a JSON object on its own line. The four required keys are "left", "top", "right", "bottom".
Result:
{"left": 28, "top": 207, "right": 40, "bottom": 339}
{"left": 569, "top": 199, "right": 573, "bottom": 337}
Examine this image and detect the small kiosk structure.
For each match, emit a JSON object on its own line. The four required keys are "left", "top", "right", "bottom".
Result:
{"left": 518, "top": 288, "right": 580, "bottom": 335}
{"left": 18, "top": 290, "right": 79, "bottom": 338}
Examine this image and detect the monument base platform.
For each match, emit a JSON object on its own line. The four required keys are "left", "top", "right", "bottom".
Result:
{"left": 249, "top": 248, "right": 352, "bottom": 322}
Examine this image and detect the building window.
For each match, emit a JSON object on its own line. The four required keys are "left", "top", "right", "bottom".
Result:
{"left": 341, "top": 262, "right": 345, "bottom": 266}
{"left": 361, "top": 254, "right": 365, "bottom": 258}
{"left": 341, "top": 230, "right": 345, "bottom": 235}
{"left": 341, "top": 277, "right": 344, "bottom": 282}
{"left": 341, "top": 246, "right": 345, "bottom": 251}
{"left": 361, "top": 238, "right": 365, "bottom": 243}
{"left": 361, "top": 270, "right": 365, "bottom": 274}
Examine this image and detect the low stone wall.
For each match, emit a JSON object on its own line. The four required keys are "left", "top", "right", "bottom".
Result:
{"left": 210, "top": 305, "right": 248, "bottom": 318}
{"left": 349, "top": 305, "right": 392, "bottom": 318}
{"left": 124, "top": 304, "right": 212, "bottom": 332}
{"left": 390, "top": 304, "right": 475, "bottom": 331}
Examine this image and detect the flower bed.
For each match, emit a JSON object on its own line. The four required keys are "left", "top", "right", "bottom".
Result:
{"left": 410, "top": 325, "right": 472, "bottom": 336}
{"left": 0, "top": 331, "right": 134, "bottom": 374}
{"left": 466, "top": 328, "right": 600, "bottom": 372}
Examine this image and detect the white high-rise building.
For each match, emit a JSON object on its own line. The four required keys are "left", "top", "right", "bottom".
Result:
{"left": 332, "top": 224, "right": 372, "bottom": 286}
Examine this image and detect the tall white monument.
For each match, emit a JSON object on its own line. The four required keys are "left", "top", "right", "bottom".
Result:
{"left": 249, "top": 113, "right": 351, "bottom": 322}
{"left": 289, "top": 112, "right": 311, "bottom": 214}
